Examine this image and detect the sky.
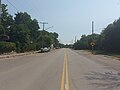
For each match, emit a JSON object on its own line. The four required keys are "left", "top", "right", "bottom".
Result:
{"left": 2, "top": 0, "right": 120, "bottom": 44}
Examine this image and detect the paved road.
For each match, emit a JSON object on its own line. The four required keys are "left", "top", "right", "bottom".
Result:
{"left": 0, "top": 49, "right": 120, "bottom": 90}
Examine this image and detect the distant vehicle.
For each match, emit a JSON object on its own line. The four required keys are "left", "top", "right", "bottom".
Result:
{"left": 41, "top": 47, "right": 50, "bottom": 53}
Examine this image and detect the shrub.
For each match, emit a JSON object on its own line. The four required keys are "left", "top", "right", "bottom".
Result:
{"left": 0, "top": 41, "right": 16, "bottom": 54}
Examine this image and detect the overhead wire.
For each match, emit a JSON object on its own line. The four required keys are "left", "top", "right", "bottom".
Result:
{"left": 21, "top": 0, "right": 47, "bottom": 28}
{"left": 6, "top": 0, "right": 19, "bottom": 12}
{"left": 6, "top": 0, "right": 33, "bottom": 16}
{"left": 22, "top": 0, "right": 45, "bottom": 20}
{"left": 5, "top": 0, "right": 47, "bottom": 28}
{"left": 14, "top": 0, "right": 34, "bottom": 15}
{"left": 8, "top": 0, "right": 45, "bottom": 22}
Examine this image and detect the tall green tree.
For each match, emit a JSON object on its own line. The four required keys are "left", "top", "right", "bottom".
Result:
{"left": 9, "top": 24, "right": 30, "bottom": 52}
{"left": 1, "top": 4, "right": 14, "bottom": 34}
{"left": 14, "top": 12, "right": 31, "bottom": 25}
{"left": 28, "top": 19, "right": 40, "bottom": 42}
{"left": 101, "top": 18, "right": 120, "bottom": 52}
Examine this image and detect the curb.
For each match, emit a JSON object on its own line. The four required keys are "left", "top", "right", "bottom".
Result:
{"left": 0, "top": 51, "right": 38, "bottom": 59}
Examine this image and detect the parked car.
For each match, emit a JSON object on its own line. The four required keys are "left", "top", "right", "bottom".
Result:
{"left": 41, "top": 47, "right": 50, "bottom": 53}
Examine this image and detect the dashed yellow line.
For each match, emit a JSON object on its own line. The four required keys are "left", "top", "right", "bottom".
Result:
{"left": 61, "top": 51, "right": 69, "bottom": 90}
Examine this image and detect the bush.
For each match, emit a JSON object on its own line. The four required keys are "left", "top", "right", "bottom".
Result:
{"left": 0, "top": 41, "right": 16, "bottom": 54}
{"left": 16, "top": 42, "right": 37, "bottom": 53}
{"left": 25, "top": 43, "right": 36, "bottom": 51}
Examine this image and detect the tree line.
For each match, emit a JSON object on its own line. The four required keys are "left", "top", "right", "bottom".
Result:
{"left": 0, "top": 4, "right": 59, "bottom": 53}
{"left": 74, "top": 18, "right": 120, "bottom": 53}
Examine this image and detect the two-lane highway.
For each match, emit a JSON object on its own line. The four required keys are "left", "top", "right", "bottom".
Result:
{"left": 0, "top": 48, "right": 120, "bottom": 90}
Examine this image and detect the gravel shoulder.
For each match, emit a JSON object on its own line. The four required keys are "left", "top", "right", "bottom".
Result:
{"left": 73, "top": 50, "right": 120, "bottom": 72}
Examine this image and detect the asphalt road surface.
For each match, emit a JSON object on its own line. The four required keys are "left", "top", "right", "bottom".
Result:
{"left": 0, "top": 48, "right": 120, "bottom": 90}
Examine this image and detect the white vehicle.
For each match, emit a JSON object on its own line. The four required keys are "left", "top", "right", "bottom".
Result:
{"left": 41, "top": 47, "right": 50, "bottom": 52}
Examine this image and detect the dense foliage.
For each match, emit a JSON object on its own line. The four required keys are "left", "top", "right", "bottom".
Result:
{"left": 0, "top": 4, "right": 59, "bottom": 53}
{"left": 74, "top": 18, "right": 120, "bottom": 53}
{"left": 0, "top": 41, "right": 16, "bottom": 54}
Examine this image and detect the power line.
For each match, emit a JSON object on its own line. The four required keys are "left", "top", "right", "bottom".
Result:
{"left": 6, "top": 0, "right": 38, "bottom": 19}
{"left": 6, "top": 0, "right": 19, "bottom": 12}
{"left": 19, "top": 0, "right": 45, "bottom": 20}
{"left": 5, "top": 0, "right": 47, "bottom": 28}
{"left": 5, "top": 0, "right": 41, "bottom": 21}
{"left": 14, "top": 0, "right": 33, "bottom": 15}
{"left": 45, "top": 26, "right": 53, "bottom": 30}
{"left": 4, "top": 0, "right": 48, "bottom": 31}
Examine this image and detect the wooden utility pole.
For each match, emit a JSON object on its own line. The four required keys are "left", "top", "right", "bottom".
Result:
{"left": 92, "top": 21, "right": 94, "bottom": 54}
{"left": 40, "top": 22, "right": 48, "bottom": 48}
{"left": 75, "top": 36, "right": 76, "bottom": 43}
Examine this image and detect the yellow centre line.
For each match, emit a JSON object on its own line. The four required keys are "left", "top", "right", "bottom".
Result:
{"left": 65, "top": 52, "right": 69, "bottom": 90}
{"left": 61, "top": 53, "right": 65, "bottom": 90}
{"left": 61, "top": 51, "right": 70, "bottom": 90}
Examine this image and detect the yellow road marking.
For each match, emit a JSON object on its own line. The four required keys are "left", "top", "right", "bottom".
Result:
{"left": 61, "top": 51, "right": 70, "bottom": 90}
{"left": 61, "top": 54, "right": 66, "bottom": 90}
{"left": 65, "top": 52, "right": 69, "bottom": 90}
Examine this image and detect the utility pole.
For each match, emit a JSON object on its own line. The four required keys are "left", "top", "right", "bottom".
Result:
{"left": 75, "top": 36, "right": 77, "bottom": 43}
{"left": 40, "top": 22, "right": 48, "bottom": 48}
{"left": 92, "top": 21, "right": 94, "bottom": 54}
{"left": 73, "top": 36, "right": 77, "bottom": 49}
{"left": 92, "top": 21, "right": 94, "bottom": 35}
{"left": 40, "top": 22, "right": 48, "bottom": 31}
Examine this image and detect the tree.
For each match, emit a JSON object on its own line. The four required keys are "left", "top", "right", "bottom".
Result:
{"left": 0, "top": 25, "right": 5, "bottom": 34}
{"left": 36, "top": 30, "right": 59, "bottom": 49}
{"left": 9, "top": 24, "right": 30, "bottom": 52}
{"left": 49, "top": 32, "right": 59, "bottom": 47}
{"left": 14, "top": 12, "right": 31, "bottom": 25}
{"left": 1, "top": 4, "right": 14, "bottom": 34}
{"left": 73, "top": 34, "right": 100, "bottom": 50}
{"left": 28, "top": 19, "right": 40, "bottom": 42}
{"left": 101, "top": 18, "right": 120, "bottom": 52}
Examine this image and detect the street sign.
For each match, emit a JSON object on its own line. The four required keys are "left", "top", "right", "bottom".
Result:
{"left": 90, "top": 42, "right": 95, "bottom": 46}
